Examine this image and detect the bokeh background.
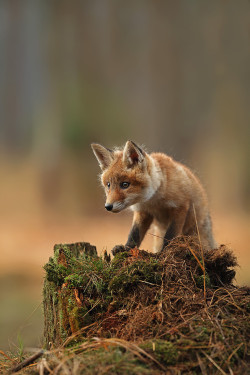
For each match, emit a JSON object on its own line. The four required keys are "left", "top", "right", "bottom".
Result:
{"left": 0, "top": 0, "right": 250, "bottom": 352}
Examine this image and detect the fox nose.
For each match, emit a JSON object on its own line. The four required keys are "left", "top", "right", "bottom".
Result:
{"left": 105, "top": 204, "right": 113, "bottom": 211}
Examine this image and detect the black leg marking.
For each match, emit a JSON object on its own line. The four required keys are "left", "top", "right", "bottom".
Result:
{"left": 162, "top": 221, "right": 177, "bottom": 249}
{"left": 126, "top": 225, "right": 140, "bottom": 248}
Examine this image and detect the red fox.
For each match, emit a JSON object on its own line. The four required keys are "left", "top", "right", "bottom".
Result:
{"left": 91, "top": 141, "right": 216, "bottom": 254}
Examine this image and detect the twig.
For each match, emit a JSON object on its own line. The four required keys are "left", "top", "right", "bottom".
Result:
{"left": 93, "top": 337, "right": 167, "bottom": 371}
{"left": 184, "top": 238, "right": 204, "bottom": 272}
{"left": 226, "top": 342, "right": 244, "bottom": 364}
{"left": 196, "top": 352, "right": 208, "bottom": 375}
{"left": 158, "top": 312, "right": 201, "bottom": 338}
{"left": 202, "top": 351, "right": 227, "bottom": 375}
{"left": 193, "top": 204, "right": 207, "bottom": 306}
{"left": 0, "top": 350, "right": 14, "bottom": 362}
{"left": 9, "top": 350, "right": 44, "bottom": 373}
{"left": 37, "top": 357, "right": 53, "bottom": 374}
{"left": 62, "top": 322, "right": 97, "bottom": 347}
{"left": 210, "top": 288, "right": 244, "bottom": 312}
{"left": 148, "top": 232, "right": 164, "bottom": 240}
{"left": 139, "top": 280, "right": 158, "bottom": 286}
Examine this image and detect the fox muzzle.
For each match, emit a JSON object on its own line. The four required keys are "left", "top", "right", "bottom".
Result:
{"left": 105, "top": 203, "right": 113, "bottom": 211}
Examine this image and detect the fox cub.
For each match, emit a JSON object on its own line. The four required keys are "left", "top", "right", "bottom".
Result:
{"left": 91, "top": 141, "right": 216, "bottom": 254}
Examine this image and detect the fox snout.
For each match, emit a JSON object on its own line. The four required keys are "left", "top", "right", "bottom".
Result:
{"left": 105, "top": 203, "right": 113, "bottom": 211}
{"left": 104, "top": 187, "right": 128, "bottom": 213}
{"left": 104, "top": 200, "right": 126, "bottom": 213}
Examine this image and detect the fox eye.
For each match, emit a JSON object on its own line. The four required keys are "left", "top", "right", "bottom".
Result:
{"left": 120, "top": 182, "right": 130, "bottom": 189}
{"left": 107, "top": 182, "right": 110, "bottom": 188}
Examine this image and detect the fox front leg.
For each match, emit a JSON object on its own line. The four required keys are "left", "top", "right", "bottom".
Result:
{"left": 162, "top": 207, "right": 188, "bottom": 250}
{"left": 112, "top": 212, "right": 153, "bottom": 255}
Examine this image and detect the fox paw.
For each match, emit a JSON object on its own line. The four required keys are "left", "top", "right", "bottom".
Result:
{"left": 111, "top": 244, "right": 129, "bottom": 256}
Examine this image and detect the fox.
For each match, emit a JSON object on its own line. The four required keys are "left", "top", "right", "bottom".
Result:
{"left": 91, "top": 140, "right": 216, "bottom": 254}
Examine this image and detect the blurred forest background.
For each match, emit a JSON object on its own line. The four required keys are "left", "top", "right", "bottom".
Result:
{"left": 0, "top": 0, "right": 250, "bottom": 352}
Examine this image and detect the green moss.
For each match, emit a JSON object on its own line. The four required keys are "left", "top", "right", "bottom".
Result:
{"left": 194, "top": 272, "right": 211, "bottom": 289}
{"left": 43, "top": 257, "right": 69, "bottom": 286}
{"left": 195, "top": 326, "right": 210, "bottom": 342}
{"left": 45, "top": 247, "right": 110, "bottom": 294}
{"left": 109, "top": 271, "right": 139, "bottom": 295}
{"left": 111, "top": 251, "right": 130, "bottom": 269}
{"left": 65, "top": 346, "right": 155, "bottom": 374}
{"left": 109, "top": 259, "right": 162, "bottom": 295}
{"left": 44, "top": 244, "right": 162, "bottom": 298}
{"left": 65, "top": 273, "right": 85, "bottom": 288}
{"left": 70, "top": 306, "right": 92, "bottom": 330}
{"left": 140, "top": 339, "right": 178, "bottom": 365}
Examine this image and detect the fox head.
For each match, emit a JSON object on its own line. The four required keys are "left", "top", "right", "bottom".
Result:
{"left": 91, "top": 141, "right": 160, "bottom": 213}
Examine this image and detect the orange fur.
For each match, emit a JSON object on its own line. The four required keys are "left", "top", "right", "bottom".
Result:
{"left": 91, "top": 141, "right": 216, "bottom": 252}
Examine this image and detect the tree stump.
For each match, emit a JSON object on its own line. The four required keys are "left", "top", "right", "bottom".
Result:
{"left": 42, "top": 236, "right": 250, "bottom": 375}
{"left": 43, "top": 242, "right": 97, "bottom": 348}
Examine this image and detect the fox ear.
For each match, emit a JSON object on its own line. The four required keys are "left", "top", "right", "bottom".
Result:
{"left": 91, "top": 143, "right": 114, "bottom": 171}
{"left": 123, "top": 140, "right": 145, "bottom": 168}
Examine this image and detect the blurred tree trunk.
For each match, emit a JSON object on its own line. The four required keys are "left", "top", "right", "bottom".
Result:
{"left": 3, "top": 1, "right": 22, "bottom": 151}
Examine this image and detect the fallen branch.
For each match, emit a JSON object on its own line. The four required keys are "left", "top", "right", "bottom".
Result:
{"left": 9, "top": 350, "right": 44, "bottom": 373}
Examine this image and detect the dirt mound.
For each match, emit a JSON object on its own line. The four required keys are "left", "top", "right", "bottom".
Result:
{"left": 39, "top": 238, "right": 249, "bottom": 374}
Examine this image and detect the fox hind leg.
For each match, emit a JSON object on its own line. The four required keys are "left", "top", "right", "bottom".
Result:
{"left": 199, "top": 214, "right": 217, "bottom": 250}
{"left": 152, "top": 225, "right": 165, "bottom": 253}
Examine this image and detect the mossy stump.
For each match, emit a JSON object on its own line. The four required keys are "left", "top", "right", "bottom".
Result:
{"left": 43, "top": 242, "right": 97, "bottom": 348}
{"left": 43, "top": 237, "right": 250, "bottom": 374}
